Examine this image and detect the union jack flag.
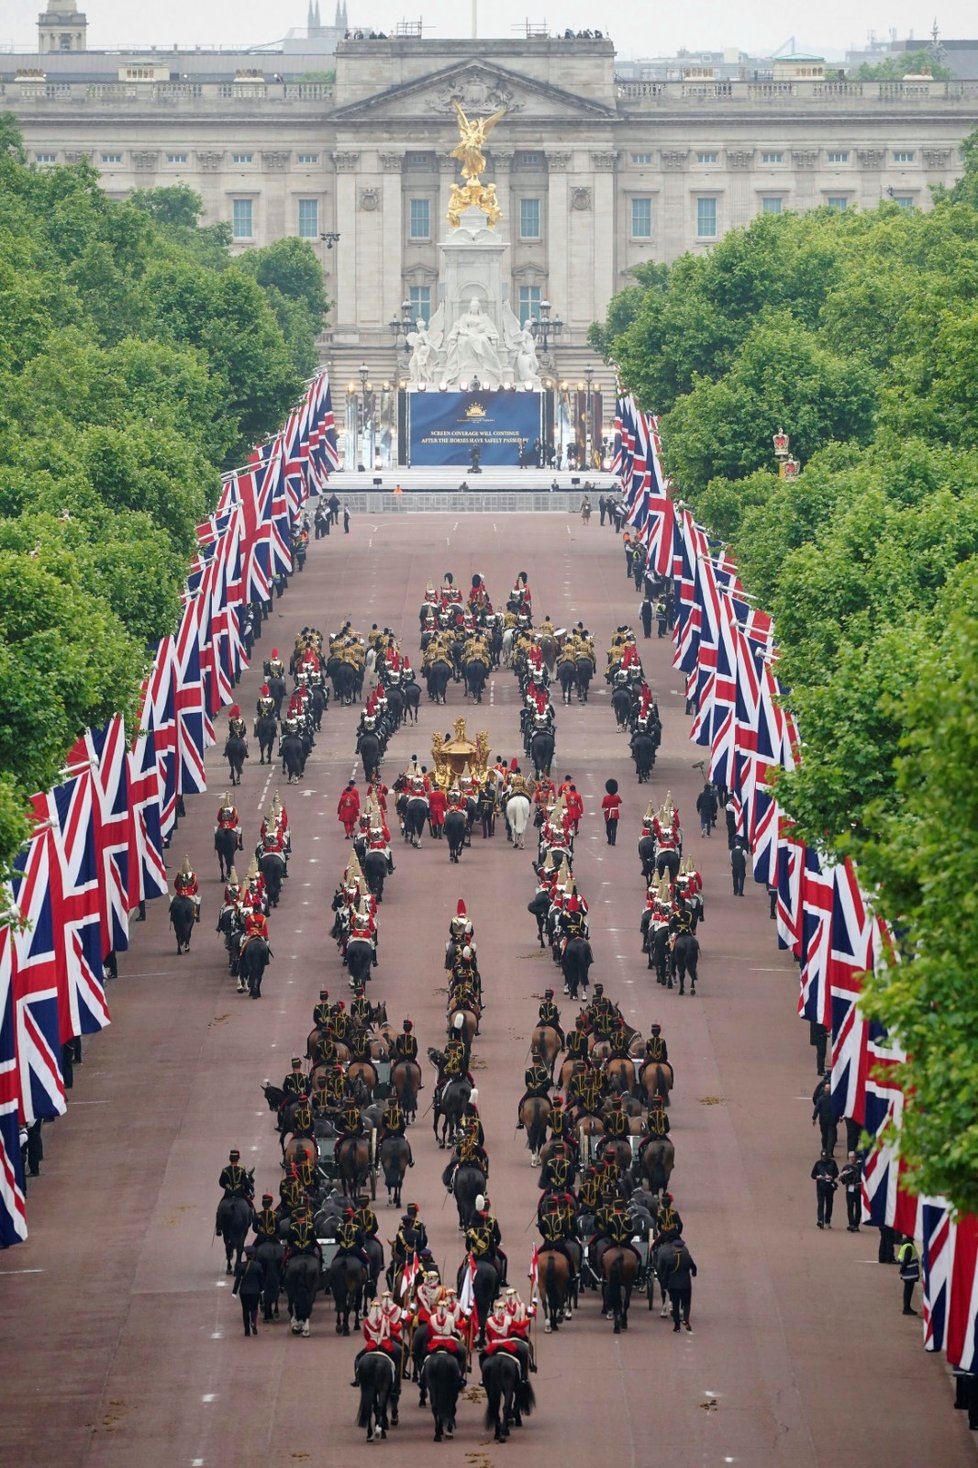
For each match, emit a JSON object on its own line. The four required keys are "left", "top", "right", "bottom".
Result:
{"left": 921, "top": 1199, "right": 953, "bottom": 1353}
{"left": 0, "top": 918, "right": 28, "bottom": 1246}
{"left": 127, "top": 685, "right": 168, "bottom": 907}
{"left": 10, "top": 821, "right": 67, "bottom": 1123}
{"left": 70, "top": 720, "right": 130, "bottom": 956}
{"left": 947, "top": 1213, "right": 978, "bottom": 1371}
{"left": 797, "top": 848, "right": 836, "bottom": 1026}
{"left": 45, "top": 771, "right": 111, "bottom": 1038}
{"left": 173, "top": 596, "right": 210, "bottom": 797}
{"left": 146, "top": 636, "right": 178, "bottom": 838}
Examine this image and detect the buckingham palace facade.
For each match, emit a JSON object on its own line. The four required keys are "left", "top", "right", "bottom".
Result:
{"left": 5, "top": 25, "right": 978, "bottom": 395}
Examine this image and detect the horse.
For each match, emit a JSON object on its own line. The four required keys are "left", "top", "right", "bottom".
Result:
{"left": 451, "top": 1162, "right": 486, "bottom": 1231}
{"left": 482, "top": 1352, "right": 535, "bottom": 1443}
{"left": 434, "top": 1075, "right": 472, "bottom": 1148}
{"left": 530, "top": 1023, "right": 562, "bottom": 1073}
{"left": 329, "top": 1252, "right": 367, "bottom": 1336}
{"left": 391, "top": 1058, "right": 421, "bottom": 1122}
{"left": 348, "top": 1058, "right": 378, "bottom": 1103}
{"left": 601, "top": 1246, "right": 639, "bottom": 1334}
{"left": 606, "top": 1056, "right": 636, "bottom": 1098}
{"left": 283, "top": 1135, "right": 319, "bottom": 1182}
{"left": 447, "top": 1006, "right": 478, "bottom": 1047}
{"left": 238, "top": 936, "right": 271, "bottom": 998}
{"left": 285, "top": 1252, "right": 319, "bottom": 1337}
{"left": 464, "top": 657, "right": 489, "bottom": 703}
{"left": 638, "top": 833, "right": 657, "bottom": 882}
{"left": 224, "top": 734, "right": 248, "bottom": 786}
{"left": 576, "top": 655, "right": 595, "bottom": 702}
{"left": 445, "top": 809, "right": 467, "bottom": 864}
{"left": 520, "top": 1095, "right": 551, "bottom": 1167}
{"left": 639, "top": 1060, "right": 674, "bottom": 1106}
{"left": 631, "top": 731, "right": 656, "bottom": 783}
{"left": 561, "top": 936, "right": 593, "bottom": 999}
{"left": 214, "top": 825, "right": 239, "bottom": 882}
{"left": 345, "top": 936, "right": 375, "bottom": 987}
{"left": 169, "top": 893, "right": 195, "bottom": 954}
{"left": 362, "top": 848, "right": 387, "bottom": 903}
{"left": 557, "top": 657, "right": 576, "bottom": 706}
{"left": 258, "top": 849, "right": 286, "bottom": 908}
{"left": 529, "top": 728, "right": 555, "bottom": 779}
{"left": 359, "top": 730, "right": 382, "bottom": 785}
{"left": 216, "top": 1194, "right": 252, "bottom": 1274}
{"left": 379, "top": 1135, "right": 411, "bottom": 1208}
{"left": 423, "top": 658, "right": 452, "bottom": 704}
{"left": 540, "top": 1247, "right": 573, "bottom": 1333}
{"left": 266, "top": 672, "right": 287, "bottom": 716}
{"left": 425, "top": 1348, "right": 464, "bottom": 1442}
{"left": 254, "top": 1238, "right": 284, "bottom": 1320}
{"left": 402, "top": 680, "right": 421, "bottom": 723}
{"left": 336, "top": 1134, "right": 372, "bottom": 1197}
{"left": 470, "top": 1257, "right": 500, "bottom": 1344}
{"left": 280, "top": 731, "right": 305, "bottom": 783}
{"left": 404, "top": 795, "right": 429, "bottom": 848}
{"left": 356, "top": 1349, "right": 396, "bottom": 1442}
{"left": 504, "top": 792, "right": 531, "bottom": 850}
{"left": 612, "top": 685, "right": 633, "bottom": 730}
{"left": 640, "top": 1137, "right": 675, "bottom": 1196}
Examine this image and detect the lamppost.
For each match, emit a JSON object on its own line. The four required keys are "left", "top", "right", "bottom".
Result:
{"left": 386, "top": 300, "right": 414, "bottom": 468}
{"left": 578, "top": 365, "right": 594, "bottom": 470}
{"left": 772, "top": 426, "right": 800, "bottom": 479}
{"left": 530, "top": 298, "right": 564, "bottom": 356}
{"left": 347, "top": 364, "right": 371, "bottom": 471}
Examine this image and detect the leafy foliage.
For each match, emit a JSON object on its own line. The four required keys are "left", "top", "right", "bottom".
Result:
{"left": 594, "top": 134, "right": 978, "bottom": 1209}
{"left": 0, "top": 123, "right": 328, "bottom": 878}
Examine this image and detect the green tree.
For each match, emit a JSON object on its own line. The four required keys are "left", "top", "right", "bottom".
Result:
{"left": 854, "top": 49, "right": 950, "bottom": 80}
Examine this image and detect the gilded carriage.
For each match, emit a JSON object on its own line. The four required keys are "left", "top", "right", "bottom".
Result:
{"left": 430, "top": 717, "right": 491, "bottom": 791}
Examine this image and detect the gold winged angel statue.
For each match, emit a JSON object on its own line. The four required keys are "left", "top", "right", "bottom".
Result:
{"left": 447, "top": 100, "right": 506, "bottom": 227}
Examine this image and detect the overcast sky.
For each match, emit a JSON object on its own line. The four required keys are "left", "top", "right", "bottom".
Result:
{"left": 4, "top": 0, "right": 972, "bottom": 58}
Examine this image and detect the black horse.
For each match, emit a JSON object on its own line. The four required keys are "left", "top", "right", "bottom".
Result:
{"left": 362, "top": 848, "right": 387, "bottom": 903}
{"left": 329, "top": 1252, "right": 367, "bottom": 1337}
{"left": 423, "top": 658, "right": 452, "bottom": 704}
{"left": 255, "top": 713, "right": 277, "bottom": 764}
{"left": 280, "top": 732, "right": 305, "bottom": 783}
{"left": 425, "top": 1349, "right": 464, "bottom": 1442}
{"left": 529, "top": 728, "right": 555, "bottom": 779}
{"left": 379, "top": 1135, "right": 411, "bottom": 1208}
{"left": 464, "top": 659, "right": 489, "bottom": 703}
{"left": 217, "top": 1194, "right": 252, "bottom": 1275}
{"left": 169, "top": 893, "right": 195, "bottom": 954}
{"left": 433, "top": 1073, "right": 471, "bottom": 1148}
{"left": 402, "top": 680, "right": 421, "bottom": 723}
{"left": 612, "top": 685, "right": 633, "bottom": 730}
{"left": 285, "top": 1253, "right": 319, "bottom": 1336}
{"left": 630, "top": 731, "right": 656, "bottom": 783}
{"left": 215, "top": 825, "right": 239, "bottom": 882}
{"left": 255, "top": 1238, "right": 284, "bottom": 1321}
{"left": 445, "top": 809, "right": 467, "bottom": 864}
{"left": 266, "top": 673, "right": 287, "bottom": 717}
{"left": 224, "top": 734, "right": 248, "bottom": 786}
{"left": 258, "top": 849, "right": 286, "bottom": 908}
{"left": 451, "top": 1162, "right": 486, "bottom": 1231}
{"left": 359, "top": 730, "right": 382, "bottom": 784}
{"left": 404, "top": 796, "right": 428, "bottom": 848}
{"left": 561, "top": 935, "right": 592, "bottom": 999}
{"left": 576, "top": 655, "right": 594, "bottom": 702}
{"left": 482, "top": 1352, "right": 535, "bottom": 1443}
{"left": 239, "top": 936, "right": 271, "bottom": 997}
{"left": 557, "top": 659, "right": 576, "bottom": 705}
{"left": 356, "top": 1349, "right": 397, "bottom": 1442}
{"left": 345, "top": 936, "right": 375, "bottom": 986}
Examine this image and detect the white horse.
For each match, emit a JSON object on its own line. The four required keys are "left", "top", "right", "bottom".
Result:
{"left": 504, "top": 792, "right": 531, "bottom": 850}
{"left": 365, "top": 647, "right": 378, "bottom": 687}
{"left": 501, "top": 627, "right": 516, "bottom": 667}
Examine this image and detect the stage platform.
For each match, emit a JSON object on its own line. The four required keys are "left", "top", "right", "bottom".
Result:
{"left": 324, "top": 466, "right": 619, "bottom": 513}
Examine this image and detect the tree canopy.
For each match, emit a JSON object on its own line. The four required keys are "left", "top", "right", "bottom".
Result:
{"left": 0, "top": 118, "right": 329, "bottom": 878}
{"left": 594, "top": 128, "right": 978, "bottom": 1210}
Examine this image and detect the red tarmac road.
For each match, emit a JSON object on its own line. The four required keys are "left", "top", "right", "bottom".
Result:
{"left": 0, "top": 513, "right": 971, "bottom": 1468}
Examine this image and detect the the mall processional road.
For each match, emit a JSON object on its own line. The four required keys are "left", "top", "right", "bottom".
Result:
{"left": 0, "top": 512, "right": 971, "bottom": 1468}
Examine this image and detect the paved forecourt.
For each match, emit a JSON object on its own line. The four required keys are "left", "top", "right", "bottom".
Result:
{"left": 0, "top": 512, "right": 971, "bottom": 1468}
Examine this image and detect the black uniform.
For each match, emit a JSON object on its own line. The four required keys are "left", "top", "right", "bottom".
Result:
{"left": 811, "top": 1155, "right": 839, "bottom": 1227}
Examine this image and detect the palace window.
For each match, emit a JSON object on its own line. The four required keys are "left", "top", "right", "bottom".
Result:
{"left": 762, "top": 196, "right": 784, "bottom": 214}
{"left": 631, "top": 152, "right": 653, "bottom": 165}
{"left": 696, "top": 151, "right": 719, "bottom": 165}
{"left": 893, "top": 150, "right": 915, "bottom": 164}
{"left": 891, "top": 195, "right": 915, "bottom": 209}
{"left": 409, "top": 197, "right": 430, "bottom": 240}
{"left": 519, "top": 198, "right": 541, "bottom": 240}
{"left": 166, "top": 152, "right": 189, "bottom": 165}
{"left": 696, "top": 196, "right": 718, "bottom": 238}
{"left": 297, "top": 199, "right": 319, "bottom": 238}
{"left": 631, "top": 197, "right": 652, "bottom": 238}
{"left": 518, "top": 285, "right": 541, "bottom": 328}
{"left": 231, "top": 152, "right": 254, "bottom": 165}
{"left": 100, "top": 153, "right": 123, "bottom": 164}
{"left": 408, "top": 285, "right": 431, "bottom": 324}
{"left": 35, "top": 152, "right": 57, "bottom": 164}
{"left": 826, "top": 195, "right": 849, "bottom": 210}
{"left": 297, "top": 152, "right": 319, "bottom": 164}
{"left": 761, "top": 150, "right": 785, "bottom": 165}
{"left": 827, "top": 151, "right": 849, "bottom": 164}
{"left": 232, "top": 198, "right": 254, "bottom": 239}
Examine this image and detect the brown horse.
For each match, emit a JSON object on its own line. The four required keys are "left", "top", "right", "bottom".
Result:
{"left": 597, "top": 1135, "right": 633, "bottom": 1173}
{"left": 600, "top": 1246, "right": 639, "bottom": 1333}
{"left": 531, "top": 1024, "right": 562, "bottom": 1072}
{"left": 283, "top": 1135, "right": 319, "bottom": 1182}
{"left": 447, "top": 1006, "right": 478, "bottom": 1047}
{"left": 639, "top": 1060, "right": 674, "bottom": 1105}
{"left": 337, "top": 1134, "right": 373, "bottom": 1197}
{"left": 306, "top": 1026, "right": 352, "bottom": 1066}
{"left": 558, "top": 1056, "right": 585, "bottom": 1094}
{"left": 348, "top": 1058, "right": 378, "bottom": 1098}
{"left": 520, "top": 1095, "right": 551, "bottom": 1165}
{"left": 539, "top": 1247, "right": 573, "bottom": 1333}
{"left": 640, "top": 1137, "right": 675, "bottom": 1194}
{"left": 605, "top": 1056, "right": 636, "bottom": 1097}
{"left": 391, "top": 1058, "right": 422, "bottom": 1121}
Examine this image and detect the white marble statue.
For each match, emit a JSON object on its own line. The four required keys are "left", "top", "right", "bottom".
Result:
{"left": 445, "top": 297, "right": 504, "bottom": 386}
{"left": 513, "top": 320, "right": 541, "bottom": 384}
{"left": 407, "top": 319, "right": 439, "bottom": 386}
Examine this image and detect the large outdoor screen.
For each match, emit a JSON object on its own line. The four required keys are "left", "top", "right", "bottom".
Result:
{"left": 408, "top": 390, "right": 542, "bottom": 466}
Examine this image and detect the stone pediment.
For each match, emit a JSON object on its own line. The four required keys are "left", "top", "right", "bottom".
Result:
{"left": 331, "top": 60, "right": 616, "bottom": 124}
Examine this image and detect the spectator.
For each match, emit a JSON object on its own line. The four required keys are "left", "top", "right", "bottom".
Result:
{"left": 812, "top": 1079, "right": 838, "bottom": 1155}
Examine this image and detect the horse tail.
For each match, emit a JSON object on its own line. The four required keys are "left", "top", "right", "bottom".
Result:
{"left": 356, "top": 1374, "right": 374, "bottom": 1429}
{"left": 607, "top": 1254, "right": 624, "bottom": 1317}
{"left": 519, "top": 1378, "right": 536, "bottom": 1417}
{"left": 483, "top": 1367, "right": 500, "bottom": 1431}
{"left": 400, "top": 1066, "right": 416, "bottom": 1116}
